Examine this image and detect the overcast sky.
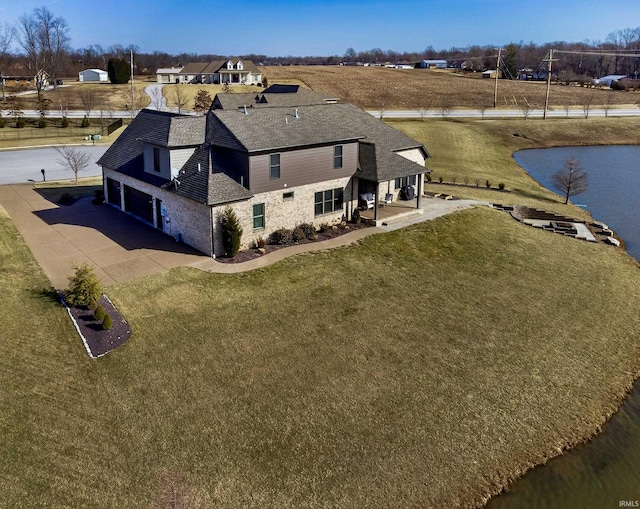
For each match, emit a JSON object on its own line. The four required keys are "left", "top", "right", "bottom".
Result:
{"left": 2, "top": 0, "right": 639, "bottom": 56}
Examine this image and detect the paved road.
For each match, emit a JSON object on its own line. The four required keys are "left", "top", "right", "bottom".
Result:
{"left": 0, "top": 145, "right": 108, "bottom": 184}
{"left": 2, "top": 106, "right": 639, "bottom": 120}
{"left": 366, "top": 107, "right": 640, "bottom": 119}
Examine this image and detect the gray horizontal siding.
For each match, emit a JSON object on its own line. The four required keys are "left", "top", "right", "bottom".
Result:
{"left": 248, "top": 142, "right": 357, "bottom": 194}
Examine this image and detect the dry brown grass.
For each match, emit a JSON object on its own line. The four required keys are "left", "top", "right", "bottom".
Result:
{"left": 1, "top": 80, "right": 151, "bottom": 111}
{"left": 262, "top": 66, "right": 640, "bottom": 110}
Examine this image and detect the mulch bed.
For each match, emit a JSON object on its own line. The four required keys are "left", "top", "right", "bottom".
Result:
{"left": 64, "top": 294, "right": 131, "bottom": 358}
{"left": 217, "top": 222, "right": 371, "bottom": 264}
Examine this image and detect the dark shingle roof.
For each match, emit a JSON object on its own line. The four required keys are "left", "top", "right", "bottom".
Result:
{"left": 208, "top": 104, "right": 363, "bottom": 153}
{"left": 179, "top": 62, "right": 211, "bottom": 75}
{"left": 212, "top": 87, "right": 330, "bottom": 111}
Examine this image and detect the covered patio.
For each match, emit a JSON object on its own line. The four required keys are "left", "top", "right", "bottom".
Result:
{"left": 354, "top": 141, "right": 430, "bottom": 226}
{"left": 359, "top": 198, "right": 422, "bottom": 225}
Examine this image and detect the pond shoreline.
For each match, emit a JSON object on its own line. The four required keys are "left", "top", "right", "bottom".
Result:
{"left": 482, "top": 144, "right": 640, "bottom": 508}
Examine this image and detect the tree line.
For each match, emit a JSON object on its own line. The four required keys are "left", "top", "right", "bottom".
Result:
{"left": 0, "top": 6, "right": 638, "bottom": 85}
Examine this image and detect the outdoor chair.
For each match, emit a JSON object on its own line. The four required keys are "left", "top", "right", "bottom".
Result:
{"left": 380, "top": 193, "right": 393, "bottom": 207}
{"left": 358, "top": 193, "right": 375, "bottom": 210}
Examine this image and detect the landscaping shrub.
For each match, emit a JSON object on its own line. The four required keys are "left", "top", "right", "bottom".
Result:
{"left": 291, "top": 226, "right": 306, "bottom": 242}
{"left": 438, "top": 176, "right": 443, "bottom": 183}
{"left": 255, "top": 236, "right": 266, "bottom": 249}
{"left": 475, "top": 178, "right": 481, "bottom": 187}
{"left": 81, "top": 116, "right": 90, "bottom": 128}
{"left": 425, "top": 173, "right": 432, "bottom": 182}
{"left": 94, "top": 305, "right": 105, "bottom": 321}
{"left": 352, "top": 209, "right": 361, "bottom": 224}
{"left": 297, "top": 222, "right": 316, "bottom": 239}
{"left": 59, "top": 193, "right": 74, "bottom": 205}
{"left": 15, "top": 118, "right": 26, "bottom": 128}
{"left": 220, "top": 206, "right": 243, "bottom": 257}
{"left": 486, "top": 180, "right": 492, "bottom": 188}
{"left": 65, "top": 263, "right": 102, "bottom": 308}
{"left": 451, "top": 176, "right": 458, "bottom": 184}
{"left": 270, "top": 228, "right": 293, "bottom": 245}
{"left": 61, "top": 117, "right": 69, "bottom": 128}
{"left": 101, "top": 313, "right": 112, "bottom": 330}
{"left": 498, "top": 182, "right": 505, "bottom": 190}
{"left": 0, "top": 115, "right": 4, "bottom": 128}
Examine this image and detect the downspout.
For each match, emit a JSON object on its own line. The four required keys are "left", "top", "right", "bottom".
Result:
{"left": 210, "top": 205, "right": 215, "bottom": 258}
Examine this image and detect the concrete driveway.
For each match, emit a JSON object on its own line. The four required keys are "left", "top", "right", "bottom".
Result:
{"left": 0, "top": 184, "right": 206, "bottom": 289}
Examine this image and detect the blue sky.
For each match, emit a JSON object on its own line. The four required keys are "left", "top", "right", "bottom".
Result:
{"left": 2, "top": 0, "right": 639, "bottom": 56}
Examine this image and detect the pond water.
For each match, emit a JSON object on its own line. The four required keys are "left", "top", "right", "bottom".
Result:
{"left": 513, "top": 145, "right": 640, "bottom": 261}
{"left": 486, "top": 145, "right": 640, "bottom": 508}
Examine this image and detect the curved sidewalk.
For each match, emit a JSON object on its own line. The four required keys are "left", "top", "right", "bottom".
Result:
{"left": 190, "top": 198, "right": 486, "bottom": 274}
{"left": 0, "top": 182, "right": 484, "bottom": 286}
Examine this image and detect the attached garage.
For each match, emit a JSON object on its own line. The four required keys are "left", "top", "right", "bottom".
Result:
{"left": 106, "top": 177, "right": 121, "bottom": 206}
{"left": 123, "top": 185, "right": 154, "bottom": 224}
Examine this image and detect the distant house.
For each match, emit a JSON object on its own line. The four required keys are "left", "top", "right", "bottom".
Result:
{"left": 2, "top": 67, "right": 48, "bottom": 88}
{"left": 482, "top": 69, "right": 500, "bottom": 79}
{"left": 97, "top": 85, "right": 430, "bottom": 257}
{"left": 156, "top": 67, "right": 184, "bottom": 84}
{"left": 592, "top": 75, "right": 627, "bottom": 87}
{"left": 79, "top": 69, "right": 108, "bottom": 82}
{"left": 167, "top": 58, "right": 262, "bottom": 85}
{"left": 416, "top": 60, "right": 448, "bottom": 69}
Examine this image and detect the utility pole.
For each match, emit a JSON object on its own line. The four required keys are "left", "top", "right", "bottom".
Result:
{"left": 130, "top": 49, "right": 135, "bottom": 117}
{"left": 543, "top": 49, "right": 557, "bottom": 120}
{"left": 494, "top": 48, "right": 502, "bottom": 108}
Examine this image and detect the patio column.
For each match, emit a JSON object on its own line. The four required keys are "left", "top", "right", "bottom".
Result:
{"left": 374, "top": 185, "right": 379, "bottom": 221}
{"left": 417, "top": 173, "right": 423, "bottom": 209}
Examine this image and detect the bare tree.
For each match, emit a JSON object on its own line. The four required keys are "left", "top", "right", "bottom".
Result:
{"left": 520, "top": 97, "right": 532, "bottom": 120}
{"left": 476, "top": 98, "right": 488, "bottom": 119}
{"left": 552, "top": 156, "right": 589, "bottom": 204}
{"left": 440, "top": 97, "right": 454, "bottom": 118}
{"left": 55, "top": 146, "right": 91, "bottom": 186}
{"left": 171, "top": 85, "right": 188, "bottom": 113}
{"left": 602, "top": 91, "right": 613, "bottom": 118}
{"left": 581, "top": 92, "right": 595, "bottom": 119}
{"left": 0, "top": 23, "right": 15, "bottom": 101}
{"left": 16, "top": 7, "right": 70, "bottom": 101}
{"left": 80, "top": 87, "right": 98, "bottom": 117}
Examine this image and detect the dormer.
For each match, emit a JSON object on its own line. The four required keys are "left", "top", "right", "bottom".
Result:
{"left": 237, "top": 60, "right": 243, "bottom": 70}
{"left": 227, "top": 60, "right": 233, "bottom": 70}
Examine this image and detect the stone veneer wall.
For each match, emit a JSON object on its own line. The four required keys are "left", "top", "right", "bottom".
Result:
{"left": 213, "top": 176, "right": 356, "bottom": 253}
{"left": 103, "top": 168, "right": 213, "bottom": 256}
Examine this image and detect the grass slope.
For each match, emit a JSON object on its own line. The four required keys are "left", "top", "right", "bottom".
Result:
{"left": 2, "top": 201, "right": 640, "bottom": 507}
{"left": 390, "top": 117, "right": 640, "bottom": 214}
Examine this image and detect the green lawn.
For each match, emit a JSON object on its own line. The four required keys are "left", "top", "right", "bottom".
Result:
{"left": 2, "top": 197, "right": 640, "bottom": 507}
{"left": 389, "top": 117, "right": 640, "bottom": 217}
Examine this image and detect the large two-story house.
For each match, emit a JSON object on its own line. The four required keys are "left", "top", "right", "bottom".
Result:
{"left": 97, "top": 85, "right": 429, "bottom": 257}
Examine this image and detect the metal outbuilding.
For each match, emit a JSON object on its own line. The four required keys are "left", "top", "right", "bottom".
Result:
{"left": 79, "top": 69, "right": 109, "bottom": 82}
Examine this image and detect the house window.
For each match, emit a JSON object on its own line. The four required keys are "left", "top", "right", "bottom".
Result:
{"left": 153, "top": 147, "right": 160, "bottom": 172}
{"left": 253, "top": 203, "right": 265, "bottom": 230}
{"left": 394, "top": 175, "right": 417, "bottom": 189}
{"left": 270, "top": 154, "right": 281, "bottom": 179}
{"left": 283, "top": 191, "right": 294, "bottom": 201}
{"left": 334, "top": 145, "right": 343, "bottom": 169}
{"left": 314, "top": 188, "right": 343, "bottom": 216}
